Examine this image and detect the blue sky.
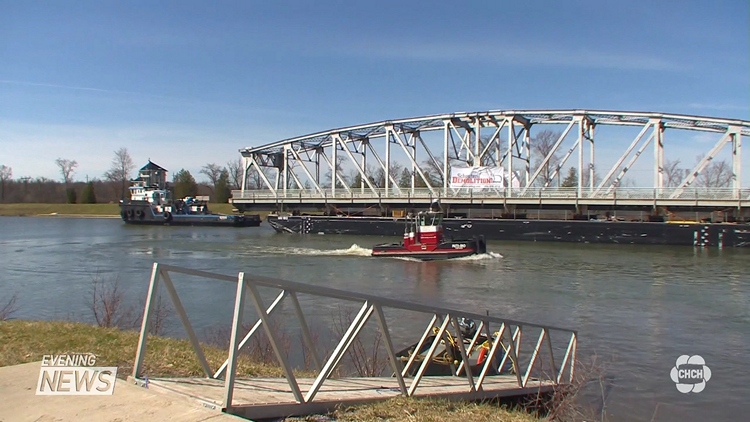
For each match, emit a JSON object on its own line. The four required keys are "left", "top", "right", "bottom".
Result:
{"left": 1, "top": 0, "right": 748, "bottom": 182}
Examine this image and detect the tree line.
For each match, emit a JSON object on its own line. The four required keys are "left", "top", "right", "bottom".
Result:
{"left": 0, "top": 136, "right": 735, "bottom": 204}
{"left": 0, "top": 148, "right": 246, "bottom": 204}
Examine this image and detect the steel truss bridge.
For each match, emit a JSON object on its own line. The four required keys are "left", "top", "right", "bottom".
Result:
{"left": 233, "top": 110, "right": 750, "bottom": 213}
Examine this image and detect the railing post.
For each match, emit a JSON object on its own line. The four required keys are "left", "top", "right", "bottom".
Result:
{"left": 223, "top": 272, "right": 248, "bottom": 409}
{"left": 132, "top": 263, "right": 161, "bottom": 379}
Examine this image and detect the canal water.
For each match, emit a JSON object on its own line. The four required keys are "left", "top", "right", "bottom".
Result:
{"left": 0, "top": 216, "right": 748, "bottom": 421}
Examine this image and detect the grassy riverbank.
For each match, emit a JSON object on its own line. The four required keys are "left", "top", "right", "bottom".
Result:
{"left": 0, "top": 203, "right": 249, "bottom": 217}
{"left": 0, "top": 320, "right": 541, "bottom": 422}
{"left": 0, "top": 203, "right": 121, "bottom": 216}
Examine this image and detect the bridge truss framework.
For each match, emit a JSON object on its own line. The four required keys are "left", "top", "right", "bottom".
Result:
{"left": 235, "top": 110, "right": 750, "bottom": 211}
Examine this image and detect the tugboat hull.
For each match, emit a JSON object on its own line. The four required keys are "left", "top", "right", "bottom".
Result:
{"left": 120, "top": 202, "right": 261, "bottom": 227}
{"left": 370, "top": 207, "right": 487, "bottom": 260}
{"left": 372, "top": 236, "right": 487, "bottom": 261}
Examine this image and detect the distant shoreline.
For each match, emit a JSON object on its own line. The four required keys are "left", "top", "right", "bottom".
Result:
{"left": 36, "top": 213, "right": 121, "bottom": 219}
{"left": 0, "top": 203, "right": 240, "bottom": 217}
{"left": 0, "top": 214, "right": 120, "bottom": 218}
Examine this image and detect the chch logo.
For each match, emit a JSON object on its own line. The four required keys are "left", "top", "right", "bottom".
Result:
{"left": 670, "top": 355, "right": 711, "bottom": 393}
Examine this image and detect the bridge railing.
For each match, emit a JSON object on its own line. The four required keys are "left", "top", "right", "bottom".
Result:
{"left": 232, "top": 187, "right": 750, "bottom": 202}
{"left": 131, "top": 263, "right": 578, "bottom": 412}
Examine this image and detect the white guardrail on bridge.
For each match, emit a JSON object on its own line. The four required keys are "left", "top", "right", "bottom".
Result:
{"left": 232, "top": 187, "right": 750, "bottom": 202}
{"left": 131, "top": 263, "right": 578, "bottom": 415}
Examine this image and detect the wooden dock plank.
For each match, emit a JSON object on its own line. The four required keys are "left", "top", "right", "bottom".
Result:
{"left": 142, "top": 375, "right": 555, "bottom": 420}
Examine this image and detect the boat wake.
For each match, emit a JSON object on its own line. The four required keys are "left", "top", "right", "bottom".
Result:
{"left": 389, "top": 251, "right": 503, "bottom": 262}
{"left": 314, "top": 244, "right": 373, "bottom": 256}
{"left": 261, "top": 244, "right": 373, "bottom": 257}
{"left": 453, "top": 251, "right": 504, "bottom": 261}
{"left": 249, "top": 244, "right": 501, "bottom": 260}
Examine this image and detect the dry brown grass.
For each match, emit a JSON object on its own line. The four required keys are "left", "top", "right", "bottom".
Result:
{"left": 0, "top": 320, "right": 284, "bottom": 378}
{"left": 1, "top": 320, "right": 545, "bottom": 421}
{"left": 294, "top": 396, "right": 541, "bottom": 422}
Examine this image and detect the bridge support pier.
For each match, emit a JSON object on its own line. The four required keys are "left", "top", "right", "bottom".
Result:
{"left": 575, "top": 205, "right": 588, "bottom": 219}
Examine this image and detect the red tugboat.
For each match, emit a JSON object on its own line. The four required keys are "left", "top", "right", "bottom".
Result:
{"left": 371, "top": 209, "right": 487, "bottom": 260}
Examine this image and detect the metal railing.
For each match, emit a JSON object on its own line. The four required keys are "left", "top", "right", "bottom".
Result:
{"left": 132, "top": 263, "right": 578, "bottom": 412}
{"left": 232, "top": 187, "right": 750, "bottom": 202}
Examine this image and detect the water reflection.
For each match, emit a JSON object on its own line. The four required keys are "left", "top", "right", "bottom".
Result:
{"left": 403, "top": 261, "right": 443, "bottom": 298}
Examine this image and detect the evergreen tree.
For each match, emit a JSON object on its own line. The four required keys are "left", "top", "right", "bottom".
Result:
{"left": 172, "top": 169, "right": 198, "bottom": 199}
{"left": 398, "top": 168, "right": 412, "bottom": 188}
{"left": 0, "top": 165, "right": 11, "bottom": 202}
{"left": 66, "top": 187, "right": 77, "bottom": 204}
{"left": 214, "top": 170, "right": 231, "bottom": 203}
{"left": 350, "top": 173, "right": 362, "bottom": 188}
{"left": 561, "top": 167, "right": 578, "bottom": 187}
{"left": 414, "top": 170, "right": 436, "bottom": 188}
{"left": 81, "top": 181, "right": 97, "bottom": 203}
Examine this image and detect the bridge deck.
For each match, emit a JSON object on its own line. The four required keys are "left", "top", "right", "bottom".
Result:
{"left": 231, "top": 188, "right": 750, "bottom": 211}
{"left": 139, "top": 375, "right": 554, "bottom": 420}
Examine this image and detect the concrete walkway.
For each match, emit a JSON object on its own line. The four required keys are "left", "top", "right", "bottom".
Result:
{"left": 0, "top": 362, "right": 243, "bottom": 422}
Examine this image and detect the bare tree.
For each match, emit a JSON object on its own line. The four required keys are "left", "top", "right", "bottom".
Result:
{"left": 244, "top": 162, "right": 311, "bottom": 190}
{"left": 247, "top": 167, "right": 265, "bottom": 190}
{"left": 420, "top": 154, "right": 462, "bottom": 187}
{"left": 332, "top": 307, "right": 388, "bottom": 377}
{"left": 663, "top": 159, "right": 688, "bottom": 187}
{"left": 89, "top": 271, "right": 173, "bottom": 333}
{"left": 137, "top": 294, "right": 172, "bottom": 336}
{"left": 532, "top": 130, "right": 562, "bottom": 186}
{"left": 0, "top": 165, "right": 12, "bottom": 202}
{"left": 581, "top": 163, "right": 601, "bottom": 188}
{"left": 55, "top": 158, "right": 78, "bottom": 185}
{"left": 0, "top": 293, "right": 19, "bottom": 321}
{"left": 324, "top": 156, "right": 348, "bottom": 189}
{"left": 200, "top": 163, "right": 224, "bottom": 193}
{"left": 546, "top": 354, "right": 615, "bottom": 422}
{"left": 89, "top": 274, "right": 130, "bottom": 328}
{"left": 372, "top": 162, "right": 403, "bottom": 189}
{"left": 226, "top": 157, "right": 243, "bottom": 190}
{"left": 246, "top": 165, "right": 276, "bottom": 190}
{"left": 695, "top": 155, "right": 733, "bottom": 187}
{"left": 243, "top": 318, "right": 291, "bottom": 365}
{"left": 414, "top": 160, "right": 441, "bottom": 187}
{"left": 104, "top": 148, "right": 135, "bottom": 199}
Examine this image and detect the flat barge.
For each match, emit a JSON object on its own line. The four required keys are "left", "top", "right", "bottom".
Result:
{"left": 267, "top": 214, "right": 750, "bottom": 247}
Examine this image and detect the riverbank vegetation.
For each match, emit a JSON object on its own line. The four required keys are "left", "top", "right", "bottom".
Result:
{"left": 0, "top": 203, "right": 240, "bottom": 216}
{"left": 0, "top": 149, "right": 248, "bottom": 205}
{"left": 0, "top": 320, "right": 541, "bottom": 422}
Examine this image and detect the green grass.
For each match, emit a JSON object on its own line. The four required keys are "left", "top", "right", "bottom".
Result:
{"left": 0, "top": 320, "right": 542, "bottom": 422}
{"left": 0, "top": 203, "right": 121, "bottom": 216}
